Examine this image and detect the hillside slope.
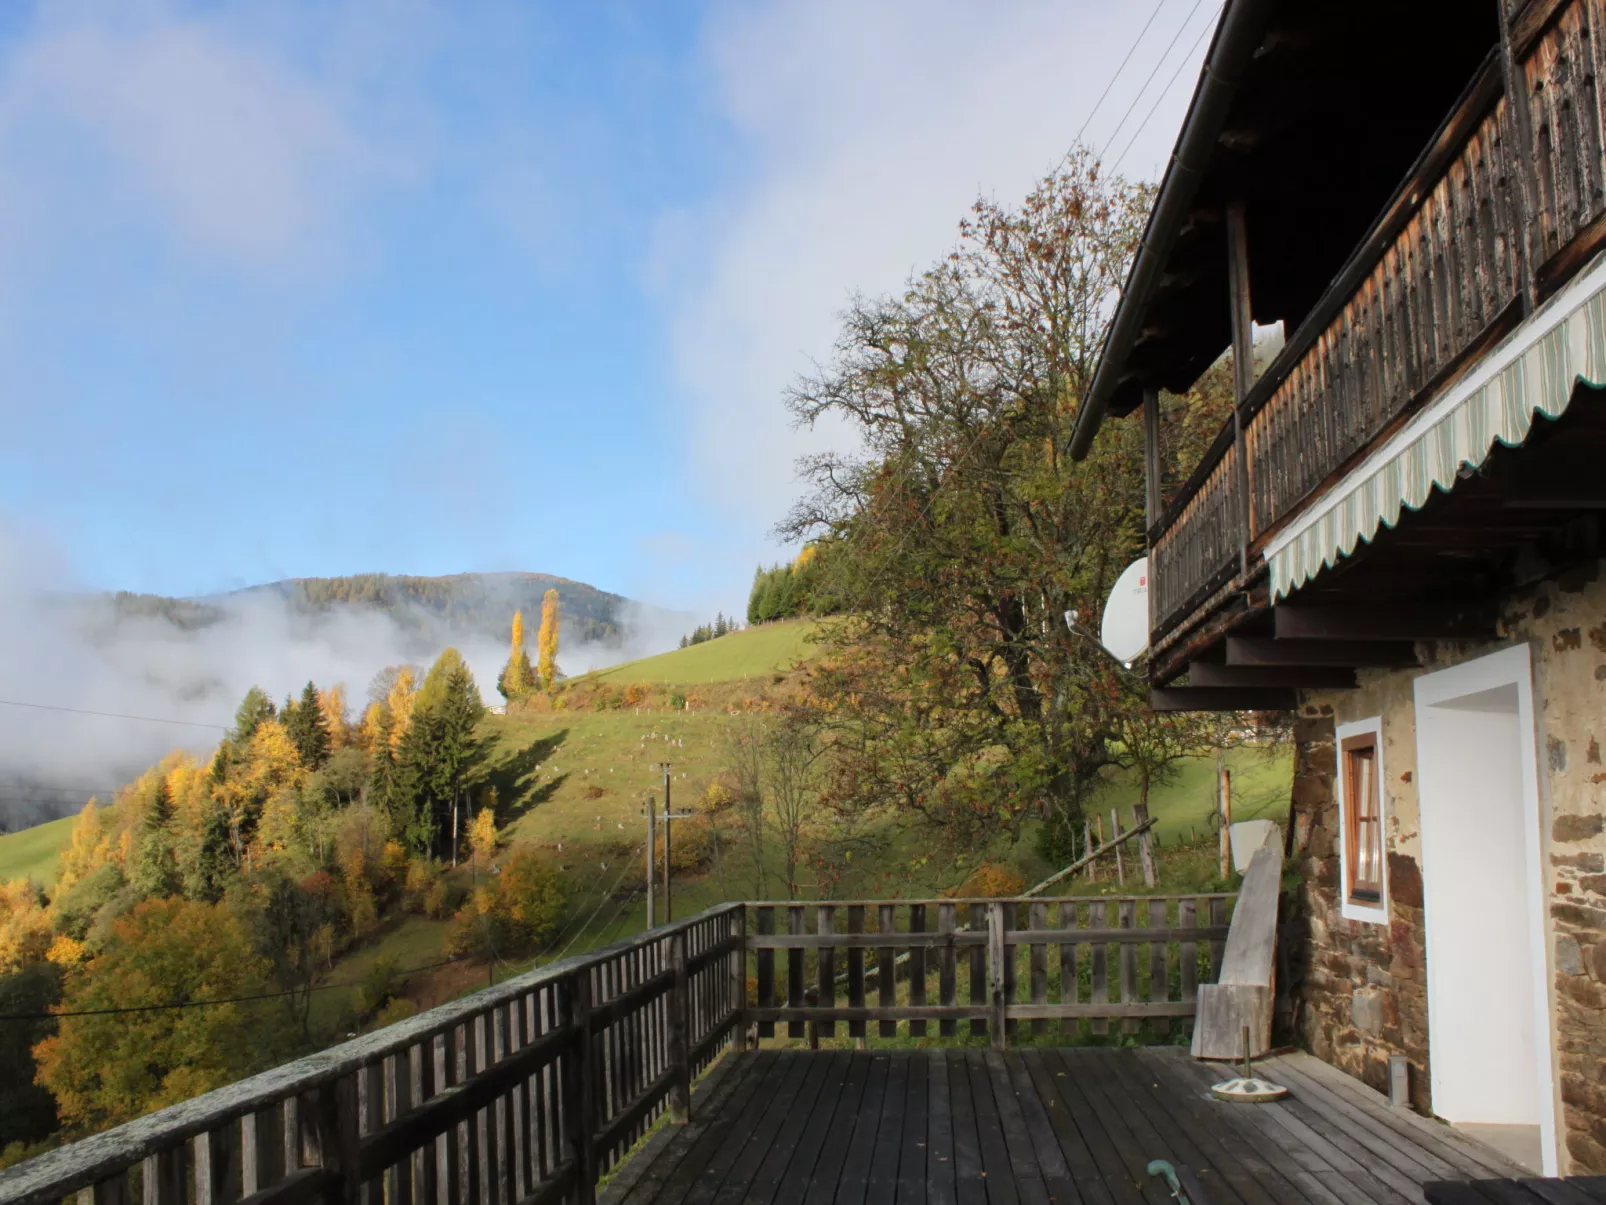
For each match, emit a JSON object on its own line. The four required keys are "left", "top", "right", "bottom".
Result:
{"left": 584, "top": 619, "right": 819, "bottom": 685}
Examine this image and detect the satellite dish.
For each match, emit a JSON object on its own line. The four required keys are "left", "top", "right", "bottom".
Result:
{"left": 1100, "top": 557, "right": 1149, "bottom": 663}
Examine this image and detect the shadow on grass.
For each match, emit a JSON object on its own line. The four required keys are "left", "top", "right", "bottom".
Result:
{"left": 475, "top": 728, "right": 570, "bottom": 823}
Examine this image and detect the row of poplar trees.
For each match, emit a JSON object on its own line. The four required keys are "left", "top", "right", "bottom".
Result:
{"left": 498, "top": 588, "right": 561, "bottom": 701}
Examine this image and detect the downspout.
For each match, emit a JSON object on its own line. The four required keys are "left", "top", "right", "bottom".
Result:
{"left": 1067, "top": 0, "right": 1279, "bottom": 461}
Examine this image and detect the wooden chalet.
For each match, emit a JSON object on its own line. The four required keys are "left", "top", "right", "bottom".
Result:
{"left": 1073, "top": 0, "right": 1606, "bottom": 1181}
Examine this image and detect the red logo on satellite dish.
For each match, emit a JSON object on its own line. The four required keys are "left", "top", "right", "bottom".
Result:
{"left": 1138, "top": 575, "right": 1146, "bottom": 587}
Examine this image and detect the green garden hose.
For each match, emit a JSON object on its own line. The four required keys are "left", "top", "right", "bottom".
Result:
{"left": 1146, "top": 1160, "right": 1190, "bottom": 1203}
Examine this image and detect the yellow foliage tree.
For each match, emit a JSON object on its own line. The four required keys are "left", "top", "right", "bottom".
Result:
{"left": 537, "top": 589, "right": 560, "bottom": 691}
{"left": 0, "top": 879, "right": 52, "bottom": 974}
{"left": 318, "top": 686, "right": 348, "bottom": 751}
{"left": 387, "top": 668, "right": 418, "bottom": 754}
{"left": 468, "top": 806, "right": 498, "bottom": 868}
{"left": 499, "top": 611, "right": 535, "bottom": 700}
{"left": 56, "top": 799, "right": 111, "bottom": 892}
{"left": 359, "top": 701, "right": 386, "bottom": 752}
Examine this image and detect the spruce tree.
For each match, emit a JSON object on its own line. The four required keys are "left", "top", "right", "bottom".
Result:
{"left": 132, "top": 779, "right": 180, "bottom": 898}
{"left": 285, "top": 681, "right": 331, "bottom": 769}
{"left": 231, "top": 687, "right": 276, "bottom": 748}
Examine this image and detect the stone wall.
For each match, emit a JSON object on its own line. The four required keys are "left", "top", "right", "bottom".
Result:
{"left": 1292, "top": 707, "right": 1433, "bottom": 1112}
{"left": 1292, "top": 561, "right": 1606, "bottom": 1172}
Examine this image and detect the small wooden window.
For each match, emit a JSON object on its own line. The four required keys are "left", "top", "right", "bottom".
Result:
{"left": 1342, "top": 734, "right": 1383, "bottom": 903}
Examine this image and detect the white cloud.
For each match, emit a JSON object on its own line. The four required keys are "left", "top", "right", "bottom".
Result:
{"left": 658, "top": 0, "right": 1210, "bottom": 544}
{"left": 0, "top": 2, "right": 398, "bottom": 271}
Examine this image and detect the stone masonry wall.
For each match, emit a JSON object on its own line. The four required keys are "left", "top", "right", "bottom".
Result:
{"left": 1293, "top": 560, "right": 1606, "bottom": 1173}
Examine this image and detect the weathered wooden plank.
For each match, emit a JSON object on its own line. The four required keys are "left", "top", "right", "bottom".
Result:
{"left": 786, "top": 906, "right": 805, "bottom": 1041}
{"left": 1018, "top": 1054, "right": 1107, "bottom": 1205}
{"left": 982, "top": 1054, "right": 1050, "bottom": 1205}
{"left": 1089, "top": 902, "right": 1108, "bottom": 1037}
{"left": 926, "top": 1053, "right": 956, "bottom": 1205}
{"left": 829, "top": 1054, "right": 891, "bottom": 1205}
{"left": 937, "top": 903, "right": 958, "bottom": 1040}
{"left": 894, "top": 1054, "right": 930, "bottom": 1205}
{"left": 968, "top": 904, "right": 987, "bottom": 1039}
{"left": 1057, "top": 901, "right": 1079, "bottom": 1041}
{"left": 1148, "top": 898, "right": 1170, "bottom": 1039}
{"left": 862, "top": 1054, "right": 909, "bottom": 1205}
{"left": 1028, "top": 901, "right": 1048, "bottom": 1037}
{"left": 846, "top": 905, "right": 866, "bottom": 1041}
{"left": 815, "top": 906, "right": 836, "bottom": 1041}
{"left": 963, "top": 1052, "right": 1021, "bottom": 1205}
{"left": 740, "top": 1050, "right": 837, "bottom": 1205}
{"left": 908, "top": 904, "right": 928, "bottom": 1040}
{"left": 944, "top": 1052, "right": 986, "bottom": 1205}
{"left": 1038, "top": 1053, "right": 1148, "bottom": 1205}
{"left": 786, "top": 1052, "right": 870, "bottom": 1205}
{"left": 682, "top": 1051, "right": 810, "bottom": 1205}
{"left": 878, "top": 903, "right": 898, "bottom": 1039}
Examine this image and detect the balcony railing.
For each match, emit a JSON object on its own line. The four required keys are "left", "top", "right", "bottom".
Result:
{"left": 0, "top": 894, "right": 1235, "bottom": 1205}
{"left": 1151, "top": 0, "right": 1606, "bottom": 641}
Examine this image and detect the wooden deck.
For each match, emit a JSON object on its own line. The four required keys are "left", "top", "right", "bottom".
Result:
{"left": 602, "top": 1047, "right": 1528, "bottom": 1205}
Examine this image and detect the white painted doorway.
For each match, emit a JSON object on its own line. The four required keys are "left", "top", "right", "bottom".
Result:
{"left": 1413, "top": 644, "right": 1556, "bottom": 1174}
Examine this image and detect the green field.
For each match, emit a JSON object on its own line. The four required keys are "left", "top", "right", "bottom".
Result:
{"left": 583, "top": 619, "right": 819, "bottom": 685}
{"left": 0, "top": 813, "right": 77, "bottom": 887}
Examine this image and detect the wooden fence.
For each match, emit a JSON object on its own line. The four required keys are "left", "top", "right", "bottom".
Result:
{"left": 748, "top": 894, "right": 1233, "bottom": 1046}
{"left": 0, "top": 894, "right": 1234, "bottom": 1205}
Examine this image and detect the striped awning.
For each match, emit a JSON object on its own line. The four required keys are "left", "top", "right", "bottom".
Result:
{"left": 1265, "top": 250, "right": 1606, "bottom": 600}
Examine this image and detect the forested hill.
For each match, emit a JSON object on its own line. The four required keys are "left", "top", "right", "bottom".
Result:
{"left": 110, "top": 572, "right": 634, "bottom": 647}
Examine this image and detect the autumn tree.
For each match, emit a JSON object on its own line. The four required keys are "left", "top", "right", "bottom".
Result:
{"left": 386, "top": 667, "right": 419, "bottom": 755}
{"left": 228, "top": 870, "right": 334, "bottom": 1042}
{"left": 765, "top": 711, "right": 826, "bottom": 900}
{"left": 536, "top": 589, "right": 560, "bottom": 691}
{"left": 724, "top": 720, "right": 768, "bottom": 897}
{"left": 317, "top": 686, "right": 349, "bottom": 752}
{"left": 445, "top": 845, "right": 564, "bottom": 959}
{"left": 782, "top": 147, "right": 1153, "bottom": 856}
{"left": 33, "top": 898, "right": 283, "bottom": 1130}
{"left": 0, "top": 880, "right": 52, "bottom": 975}
{"left": 499, "top": 610, "right": 536, "bottom": 701}
{"left": 468, "top": 805, "right": 498, "bottom": 868}
{"left": 0, "top": 962, "right": 62, "bottom": 1156}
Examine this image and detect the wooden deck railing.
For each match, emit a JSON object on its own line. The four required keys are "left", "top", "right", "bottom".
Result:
{"left": 0, "top": 904, "right": 746, "bottom": 1205}
{"left": 748, "top": 894, "right": 1233, "bottom": 1046}
{"left": 0, "top": 894, "right": 1236, "bottom": 1205}
{"left": 1153, "top": 0, "right": 1606, "bottom": 640}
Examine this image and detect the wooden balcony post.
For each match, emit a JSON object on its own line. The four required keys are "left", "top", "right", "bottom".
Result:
{"left": 1226, "top": 201, "right": 1258, "bottom": 554}
{"left": 729, "top": 906, "right": 749, "bottom": 1053}
{"left": 559, "top": 972, "right": 596, "bottom": 1205}
{"left": 309, "top": 1077, "right": 361, "bottom": 1205}
{"left": 668, "top": 929, "right": 691, "bottom": 1124}
{"left": 1142, "top": 386, "right": 1162, "bottom": 537}
{"left": 987, "top": 902, "right": 1007, "bottom": 1052}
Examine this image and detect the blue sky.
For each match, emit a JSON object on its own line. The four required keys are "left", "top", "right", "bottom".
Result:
{"left": 0, "top": 0, "right": 1214, "bottom": 616}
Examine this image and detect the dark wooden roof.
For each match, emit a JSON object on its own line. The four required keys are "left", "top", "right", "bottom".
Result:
{"left": 1098, "top": 0, "right": 1501, "bottom": 418}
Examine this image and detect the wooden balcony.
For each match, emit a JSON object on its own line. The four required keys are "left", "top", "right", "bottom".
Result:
{"left": 1150, "top": 0, "right": 1606, "bottom": 655}
{"left": 0, "top": 895, "right": 1543, "bottom": 1205}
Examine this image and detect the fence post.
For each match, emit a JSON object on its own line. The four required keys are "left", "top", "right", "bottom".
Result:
{"left": 987, "top": 902, "right": 1007, "bottom": 1052}
{"left": 729, "top": 906, "right": 749, "bottom": 1053}
{"left": 1133, "top": 803, "right": 1158, "bottom": 888}
{"left": 669, "top": 929, "right": 691, "bottom": 1124}
{"left": 560, "top": 972, "right": 596, "bottom": 1205}
{"left": 309, "top": 1077, "right": 360, "bottom": 1205}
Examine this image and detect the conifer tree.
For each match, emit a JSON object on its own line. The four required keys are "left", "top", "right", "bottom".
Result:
{"left": 285, "top": 681, "right": 331, "bottom": 769}
{"left": 536, "top": 589, "right": 560, "bottom": 691}
{"left": 498, "top": 610, "right": 536, "bottom": 701}
{"left": 231, "top": 687, "right": 276, "bottom": 749}
{"left": 132, "top": 779, "right": 180, "bottom": 899}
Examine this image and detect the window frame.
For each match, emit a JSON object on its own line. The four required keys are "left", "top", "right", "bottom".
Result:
{"left": 1335, "top": 717, "right": 1389, "bottom": 924}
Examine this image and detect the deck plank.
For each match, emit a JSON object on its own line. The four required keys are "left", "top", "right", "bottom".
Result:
{"left": 777, "top": 1051, "right": 867, "bottom": 1205}
{"left": 964, "top": 1049, "right": 1022, "bottom": 1205}
{"left": 1148, "top": 1048, "right": 1412, "bottom": 1205}
{"left": 601, "top": 1047, "right": 1542, "bottom": 1205}
{"left": 1039, "top": 1051, "right": 1155, "bottom": 1205}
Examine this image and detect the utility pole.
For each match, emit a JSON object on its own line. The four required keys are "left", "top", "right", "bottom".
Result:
{"left": 644, "top": 792, "right": 657, "bottom": 929}
{"left": 654, "top": 763, "right": 693, "bottom": 924}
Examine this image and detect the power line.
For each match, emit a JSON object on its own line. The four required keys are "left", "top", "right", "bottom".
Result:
{"left": 549, "top": 846, "right": 647, "bottom": 965}
{"left": 0, "top": 699, "right": 228, "bottom": 731}
{"left": 1112, "top": 3, "right": 1223, "bottom": 174}
{"left": 1072, "top": 0, "right": 1170, "bottom": 151}
{"left": 1099, "top": 0, "right": 1210, "bottom": 164}
{"left": 0, "top": 956, "right": 462, "bottom": 1022}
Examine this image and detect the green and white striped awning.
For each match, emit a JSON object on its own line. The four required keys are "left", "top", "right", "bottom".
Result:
{"left": 1266, "top": 250, "right": 1606, "bottom": 600}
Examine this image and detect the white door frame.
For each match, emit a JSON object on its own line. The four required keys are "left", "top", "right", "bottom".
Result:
{"left": 1412, "top": 643, "right": 1558, "bottom": 1175}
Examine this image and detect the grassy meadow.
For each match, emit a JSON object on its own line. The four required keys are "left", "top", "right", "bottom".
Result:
{"left": 0, "top": 616, "right": 1292, "bottom": 1023}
